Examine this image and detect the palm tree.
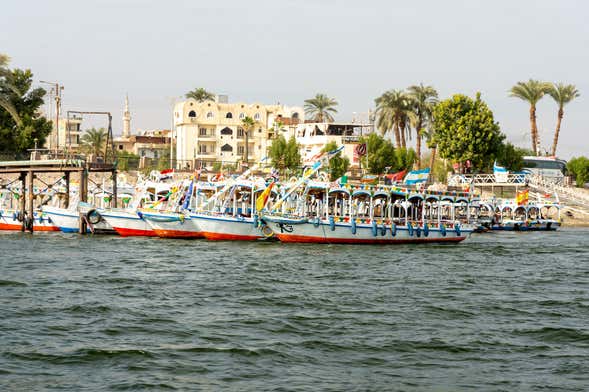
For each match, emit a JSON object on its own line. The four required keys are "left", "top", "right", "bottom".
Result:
{"left": 547, "top": 83, "right": 579, "bottom": 156}
{"left": 0, "top": 54, "right": 22, "bottom": 126}
{"left": 80, "top": 128, "right": 108, "bottom": 157}
{"left": 304, "top": 93, "right": 338, "bottom": 122}
{"left": 407, "top": 84, "right": 438, "bottom": 168}
{"left": 185, "top": 87, "right": 215, "bottom": 102}
{"left": 509, "top": 79, "right": 551, "bottom": 155}
{"left": 374, "top": 90, "right": 414, "bottom": 148}
{"left": 241, "top": 116, "right": 257, "bottom": 166}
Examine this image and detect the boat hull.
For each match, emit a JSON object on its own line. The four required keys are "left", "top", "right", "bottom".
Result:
{"left": 272, "top": 219, "right": 471, "bottom": 244}
{"left": 42, "top": 206, "right": 116, "bottom": 234}
{"left": 141, "top": 211, "right": 203, "bottom": 239}
{"left": 0, "top": 210, "right": 60, "bottom": 231}
{"left": 191, "top": 214, "right": 267, "bottom": 241}
{"left": 491, "top": 219, "right": 560, "bottom": 231}
{"left": 101, "top": 210, "right": 156, "bottom": 237}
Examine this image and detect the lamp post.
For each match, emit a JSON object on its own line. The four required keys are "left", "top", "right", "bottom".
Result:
{"left": 40, "top": 81, "right": 63, "bottom": 152}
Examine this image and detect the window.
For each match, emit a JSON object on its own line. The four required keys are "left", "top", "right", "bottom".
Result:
{"left": 237, "top": 127, "right": 244, "bottom": 137}
{"left": 118, "top": 145, "right": 123, "bottom": 150}
{"left": 199, "top": 144, "right": 207, "bottom": 154}
{"left": 254, "top": 113, "right": 261, "bottom": 120}
{"left": 221, "top": 143, "right": 233, "bottom": 152}
{"left": 258, "top": 127, "right": 262, "bottom": 133}
{"left": 226, "top": 112, "right": 233, "bottom": 119}
{"left": 220, "top": 127, "right": 233, "bottom": 135}
{"left": 292, "top": 112, "right": 299, "bottom": 119}
{"left": 206, "top": 112, "right": 214, "bottom": 119}
{"left": 188, "top": 110, "right": 196, "bottom": 118}
{"left": 199, "top": 128, "right": 207, "bottom": 136}
{"left": 237, "top": 145, "right": 245, "bottom": 155}
{"left": 239, "top": 112, "right": 245, "bottom": 119}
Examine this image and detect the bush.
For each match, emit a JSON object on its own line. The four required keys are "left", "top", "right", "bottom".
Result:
{"left": 567, "top": 156, "right": 589, "bottom": 187}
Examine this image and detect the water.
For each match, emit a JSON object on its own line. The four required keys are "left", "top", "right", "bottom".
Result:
{"left": 1, "top": 229, "right": 589, "bottom": 391}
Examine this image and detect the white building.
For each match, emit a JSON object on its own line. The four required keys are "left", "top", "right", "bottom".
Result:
{"left": 174, "top": 97, "right": 303, "bottom": 169}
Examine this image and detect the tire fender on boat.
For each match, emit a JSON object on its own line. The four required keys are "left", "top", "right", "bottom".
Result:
{"left": 381, "top": 223, "right": 387, "bottom": 236}
{"left": 86, "top": 209, "right": 102, "bottom": 225}
{"left": 253, "top": 214, "right": 259, "bottom": 228}
{"left": 440, "top": 223, "right": 447, "bottom": 237}
{"left": 407, "top": 223, "right": 414, "bottom": 237}
{"left": 416, "top": 225, "right": 421, "bottom": 237}
{"left": 371, "top": 220, "right": 377, "bottom": 237}
{"left": 391, "top": 222, "right": 397, "bottom": 237}
{"left": 423, "top": 222, "right": 429, "bottom": 237}
{"left": 313, "top": 217, "right": 320, "bottom": 227}
{"left": 351, "top": 218, "right": 357, "bottom": 234}
{"left": 455, "top": 222, "right": 461, "bottom": 236}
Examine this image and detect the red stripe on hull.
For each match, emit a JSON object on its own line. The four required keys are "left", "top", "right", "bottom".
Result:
{"left": 153, "top": 229, "right": 203, "bottom": 239}
{"left": 276, "top": 234, "right": 466, "bottom": 244}
{"left": 202, "top": 231, "right": 261, "bottom": 241}
{"left": 113, "top": 227, "right": 157, "bottom": 237}
{"left": 0, "top": 223, "right": 60, "bottom": 231}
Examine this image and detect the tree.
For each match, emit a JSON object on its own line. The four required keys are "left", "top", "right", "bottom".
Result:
{"left": 567, "top": 157, "right": 589, "bottom": 187}
{"left": 396, "top": 148, "right": 417, "bottom": 172}
{"left": 358, "top": 133, "right": 397, "bottom": 175}
{"left": 509, "top": 79, "right": 551, "bottom": 155}
{"left": 407, "top": 83, "right": 438, "bottom": 168}
{"left": 185, "top": 87, "right": 215, "bottom": 102}
{"left": 0, "top": 60, "right": 52, "bottom": 155}
{"left": 547, "top": 83, "right": 579, "bottom": 156}
{"left": 80, "top": 128, "right": 108, "bottom": 157}
{"left": 322, "top": 141, "right": 350, "bottom": 181}
{"left": 304, "top": 93, "right": 338, "bottom": 122}
{"left": 495, "top": 142, "right": 530, "bottom": 171}
{"left": 432, "top": 93, "right": 505, "bottom": 171}
{"left": 269, "top": 135, "right": 301, "bottom": 172}
{"left": 374, "top": 90, "right": 415, "bottom": 149}
{"left": 240, "top": 115, "right": 258, "bottom": 165}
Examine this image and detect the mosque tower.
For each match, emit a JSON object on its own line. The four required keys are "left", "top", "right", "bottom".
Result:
{"left": 122, "top": 94, "right": 131, "bottom": 138}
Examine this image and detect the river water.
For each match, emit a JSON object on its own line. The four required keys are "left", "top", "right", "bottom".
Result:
{"left": 1, "top": 229, "right": 588, "bottom": 391}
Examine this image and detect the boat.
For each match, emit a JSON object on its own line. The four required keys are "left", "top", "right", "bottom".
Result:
{"left": 263, "top": 181, "right": 478, "bottom": 244}
{"left": 43, "top": 202, "right": 116, "bottom": 234}
{"left": 0, "top": 209, "right": 60, "bottom": 231}
{"left": 490, "top": 198, "right": 561, "bottom": 231}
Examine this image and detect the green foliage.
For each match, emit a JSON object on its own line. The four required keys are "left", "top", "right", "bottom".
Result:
{"left": 269, "top": 135, "right": 301, "bottom": 172}
{"left": 509, "top": 79, "right": 552, "bottom": 105}
{"left": 432, "top": 93, "right": 505, "bottom": 171}
{"left": 567, "top": 157, "right": 589, "bottom": 187}
{"left": 0, "top": 64, "right": 52, "bottom": 154}
{"left": 396, "top": 148, "right": 417, "bottom": 171}
{"left": 304, "top": 93, "right": 338, "bottom": 122}
{"left": 495, "top": 142, "right": 529, "bottom": 171}
{"left": 321, "top": 141, "right": 350, "bottom": 181}
{"left": 185, "top": 87, "right": 215, "bottom": 102}
{"left": 358, "top": 133, "right": 397, "bottom": 174}
{"left": 80, "top": 128, "right": 108, "bottom": 157}
{"left": 116, "top": 150, "right": 139, "bottom": 171}
{"left": 374, "top": 89, "right": 415, "bottom": 148}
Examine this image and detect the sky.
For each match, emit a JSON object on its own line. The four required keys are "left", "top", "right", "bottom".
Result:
{"left": 2, "top": 0, "right": 588, "bottom": 159}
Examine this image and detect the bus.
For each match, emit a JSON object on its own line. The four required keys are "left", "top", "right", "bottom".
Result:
{"left": 522, "top": 156, "right": 567, "bottom": 182}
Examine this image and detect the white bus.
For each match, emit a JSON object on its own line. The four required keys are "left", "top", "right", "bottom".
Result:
{"left": 522, "top": 156, "right": 567, "bottom": 182}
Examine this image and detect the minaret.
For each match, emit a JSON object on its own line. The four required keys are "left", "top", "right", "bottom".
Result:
{"left": 123, "top": 94, "right": 131, "bottom": 138}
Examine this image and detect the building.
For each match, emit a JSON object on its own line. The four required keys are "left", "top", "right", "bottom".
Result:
{"left": 294, "top": 122, "right": 374, "bottom": 167}
{"left": 174, "top": 97, "right": 303, "bottom": 169}
{"left": 43, "top": 115, "right": 83, "bottom": 151}
{"left": 113, "top": 96, "right": 171, "bottom": 159}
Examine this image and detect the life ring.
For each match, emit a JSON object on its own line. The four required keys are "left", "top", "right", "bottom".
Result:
{"left": 391, "top": 222, "right": 397, "bottom": 237}
{"left": 407, "top": 223, "right": 414, "bottom": 237}
{"left": 86, "top": 209, "right": 102, "bottom": 225}
{"left": 329, "top": 215, "right": 335, "bottom": 231}
{"left": 351, "top": 218, "right": 357, "bottom": 234}
{"left": 423, "top": 222, "right": 429, "bottom": 237}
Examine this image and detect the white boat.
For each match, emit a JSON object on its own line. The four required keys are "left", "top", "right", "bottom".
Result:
{"left": 141, "top": 209, "right": 202, "bottom": 238}
{"left": 43, "top": 202, "right": 115, "bottom": 234}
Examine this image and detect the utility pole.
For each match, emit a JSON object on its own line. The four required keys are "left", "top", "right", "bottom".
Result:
{"left": 40, "top": 81, "right": 63, "bottom": 152}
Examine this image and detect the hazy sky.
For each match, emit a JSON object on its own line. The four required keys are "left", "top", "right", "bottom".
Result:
{"left": 2, "top": 0, "right": 587, "bottom": 158}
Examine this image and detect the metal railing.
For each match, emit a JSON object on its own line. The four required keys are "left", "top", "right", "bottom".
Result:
{"left": 528, "top": 174, "right": 589, "bottom": 207}
{"left": 448, "top": 173, "right": 527, "bottom": 186}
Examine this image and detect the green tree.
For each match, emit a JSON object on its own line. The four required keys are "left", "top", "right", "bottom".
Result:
{"left": 269, "top": 135, "right": 301, "bottom": 172}
{"left": 432, "top": 93, "right": 505, "bottom": 171}
{"left": 358, "top": 133, "right": 397, "bottom": 174}
{"left": 509, "top": 79, "right": 551, "bottom": 155}
{"left": 80, "top": 128, "right": 108, "bottom": 157}
{"left": 567, "top": 157, "right": 589, "bottom": 187}
{"left": 116, "top": 150, "right": 139, "bottom": 171}
{"left": 495, "top": 142, "right": 530, "bottom": 171}
{"left": 407, "top": 83, "right": 438, "bottom": 168}
{"left": 396, "top": 148, "right": 417, "bottom": 172}
{"left": 321, "top": 141, "right": 350, "bottom": 181}
{"left": 304, "top": 93, "right": 338, "bottom": 122}
{"left": 374, "top": 89, "right": 415, "bottom": 149}
{"left": 185, "top": 87, "right": 215, "bottom": 102}
{"left": 0, "top": 59, "right": 52, "bottom": 155}
{"left": 547, "top": 83, "right": 580, "bottom": 156}
{"left": 240, "top": 115, "right": 258, "bottom": 165}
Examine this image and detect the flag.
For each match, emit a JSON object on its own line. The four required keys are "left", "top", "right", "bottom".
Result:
{"left": 386, "top": 170, "right": 407, "bottom": 183}
{"left": 355, "top": 143, "right": 367, "bottom": 157}
{"left": 494, "top": 161, "right": 509, "bottom": 182}
{"left": 516, "top": 189, "right": 529, "bottom": 205}
{"left": 256, "top": 182, "right": 274, "bottom": 212}
{"left": 404, "top": 168, "right": 430, "bottom": 185}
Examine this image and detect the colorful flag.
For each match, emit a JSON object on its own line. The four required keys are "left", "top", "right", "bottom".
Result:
{"left": 256, "top": 182, "right": 275, "bottom": 212}
{"left": 494, "top": 161, "right": 509, "bottom": 182}
{"left": 355, "top": 143, "right": 367, "bottom": 157}
{"left": 386, "top": 170, "right": 407, "bottom": 183}
{"left": 516, "top": 189, "right": 529, "bottom": 205}
{"left": 404, "top": 168, "right": 430, "bottom": 185}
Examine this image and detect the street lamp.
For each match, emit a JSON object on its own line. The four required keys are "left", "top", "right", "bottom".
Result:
{"left": 40, "top": 81, "right": 63, "bottom": 152}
